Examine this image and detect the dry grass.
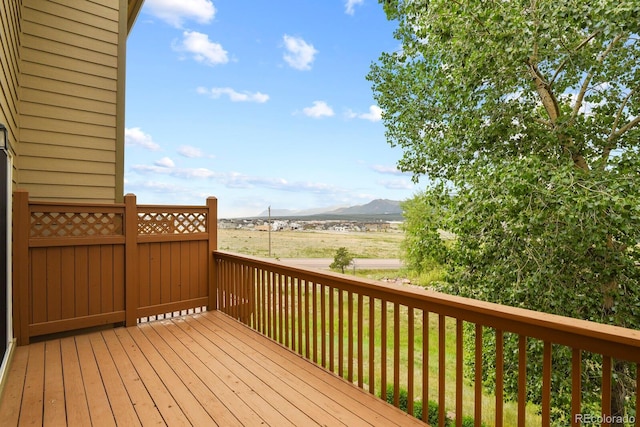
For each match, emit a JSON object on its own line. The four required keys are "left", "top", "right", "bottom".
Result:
{"left": 218, "top": 228, "right": 404, "bottom": 259}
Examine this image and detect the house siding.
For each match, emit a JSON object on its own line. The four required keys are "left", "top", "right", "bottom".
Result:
{"left": 18, "top": 0, "right": 123, "bottom": 204}
{"left": 0, "top": 0, "right": 20, "bottom": 170}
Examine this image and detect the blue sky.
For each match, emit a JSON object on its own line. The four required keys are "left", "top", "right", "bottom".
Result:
{"left": 125, "top": 0, "right": 421, "bottom": 218}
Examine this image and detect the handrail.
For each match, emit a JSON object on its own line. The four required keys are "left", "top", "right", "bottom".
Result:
{"left": 213, "top": 250, "right": 640, "bottom": 426}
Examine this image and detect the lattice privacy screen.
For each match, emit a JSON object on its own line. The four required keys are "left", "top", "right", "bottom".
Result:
{"left": 30, "top": 212, "right": 124, "bottom": 238}
{"left": 137, "top": 212, "right": 207, "bottom": 234}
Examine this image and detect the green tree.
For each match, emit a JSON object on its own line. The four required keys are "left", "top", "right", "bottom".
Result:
{"left": 369, "top": 1, "right": 640, "bottom": 424}
{"left": 330, "top": 247, "right": 354, "bottom": 273}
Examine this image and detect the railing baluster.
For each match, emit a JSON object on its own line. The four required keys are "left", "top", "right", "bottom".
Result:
{"left": 235, "top": 263, "right": 240, "bottom": 317}
{"left": 381, "top": 298, "right": 387, "bottom": 401}
{"left": 329, "top": 286, "right": 334, "bottom": 373}
{"left": 496, "top": 329, "right": 504, "bottom": 427}
{"left": 284, "top": 273, "right": 289, "bottom": 347}
{"left": 260, "top": 269, "right": 265, "bottom": 333}
{"left": 408, "top": 306, "right": 415, "bottom": 417}
{"left": 321, "top": 283, "right": 326, "bottom": 368}
{"left": 602, "top": 356, "right": 611, "bottom": 427}
{"left": 439, "top": 314, "right": 446, "bottom": 427}
{"left": 266, "top": 271, "right": 272, "bottom": 338}
{"left": 542, "top": 341, "right": 551, "bottom": 427}
{"left": 278, "top": 274, "right": 284, "bottom": 344}
{"left": 255, "top": 268, "right": 261, "bottom": 332}
{"left": 456, "top": 319, "right": 463, "bottom": 426}
{"left": 369, "top": 296, "right": 375, "bottom": 395}
{"left": 305, "top": 279, "right": 310, "bottom": 359}
{"left": 339, "top": 289, "right": 344, "bottom": 377}
{"left": 297, "top": 277, "right": 303, "bottom": 355}
{"left": 475, "top": 324, "right": 482, "bottom": 427}
{"left": 423, "top": 310, "right": 429, "bottom": 424}
{"left": 571, "top": 349, "right": 581, "bottom": 427}
{"left": 348, "top": 291, "right": 354, "bottom": 382}
{"left": 394, "top": 302, "right": 400, "bottom": 407}
{"left": 242, "top": 265, "right": 248, "bottom": 323}
{"left": 518, "top": 335, "right": 527, "bottom": 427}
{"left": 291, "top": 276, "right": 296, "bottom": 351}
{"left": 313, "top": 282, "right": 318, "bottom": 364}
{"left": 357, "top": 293, "right": 364, "bottom": 388}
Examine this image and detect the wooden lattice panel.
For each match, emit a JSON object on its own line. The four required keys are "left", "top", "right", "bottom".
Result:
{"left": 137, "top": 212, "right": 207, "bottom": 234}
{"left": 30, "top": 212, "right": 124, "bottom": 237}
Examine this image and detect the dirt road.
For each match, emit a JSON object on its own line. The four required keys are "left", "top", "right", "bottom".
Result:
{"left": 275, "top": 258, "right": 403, "bottom": 270}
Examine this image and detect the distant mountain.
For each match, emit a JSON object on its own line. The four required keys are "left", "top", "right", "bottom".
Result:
{"left": 257, "top": 199, "right": 402, "bottom": 218}
{"left": 327, "top": 199, "right": 402, "bottom": 216}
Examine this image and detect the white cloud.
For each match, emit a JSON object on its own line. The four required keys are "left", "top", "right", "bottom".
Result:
{"left": 144, "top": 0, "right": 216, "bottom": 28}
{"left": 371, "top": 165, "right": 405, "bottom": 175}
{"left": 125, "top": 127, "right": 161, "bottom": 151}
{"left": 345, "top": 0, "right": 364, "bottom": 15}
{"left": 347, "top": 105, "right": 382, "bottom": 122}
{"left": 178, "top": 145, "right": 206, "bottom": 158}
{"left": 177, "top": 31, "right": 228, "bottom": 66}
{"left": 155, "top": 157, "right": 175, "bottom": 168}
{"left": 303, "top": 101, "right": 334, "bottom": 118}
{"left": 130, "top": 163, "right": 341, "bottom": 194}
{"left": 282, "top": 35, "right": 318, "bottom": 71}
{"left": 197, "top": 86, "right": 269, "bottom": 103}
{"left": 380, "top": 179, "right": 414, "bottom": 190}
{"left": 131, "top": 164, "right": 220, "bottom": 179}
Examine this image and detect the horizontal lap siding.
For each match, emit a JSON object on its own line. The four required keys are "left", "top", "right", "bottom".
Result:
{"left": 29, "top": 244, "right": 125, "bottom": 326}
{"left": 19, "top": 0, "right": 120, "bottom": 203}
{"left": 138, "top": 241, "right": 209, "bottom": 315}
{"left": 0, "top": 0, "right": 20, "bottom": 159}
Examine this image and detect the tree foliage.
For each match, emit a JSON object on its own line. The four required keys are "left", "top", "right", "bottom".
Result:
{"left": 369, "top": 0, "right": 640, "bottom": 423}
{"left": 330, "top": 247, "right": 354, "bottom": 273}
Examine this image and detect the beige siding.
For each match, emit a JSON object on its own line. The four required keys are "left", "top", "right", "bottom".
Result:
{"left": 0, "top": 0, "right": 20, "bottom": 166}
{"left": 19, "top": 0, "right": 122, "bottom": 203}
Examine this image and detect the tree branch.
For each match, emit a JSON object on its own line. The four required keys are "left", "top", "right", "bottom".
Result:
{"left": 603, "top": 114, "right": 640, "bottom": 168}
{"left": 526, "top": 59, "right": 559, "bottom": 122}
{"left": 550, "top": 30, "right": 601, "bottom": 86}
{"left": 526, "top": 59, "right": 590, "bottom": 172}
{"left": 609, "top": 88, "right": 637, "bottom": 141}
{"left": 571, "top": 33, "right": 625, "bottom": 120}
{"left": 614, "top": 115, "right": 640, "bottom": 139}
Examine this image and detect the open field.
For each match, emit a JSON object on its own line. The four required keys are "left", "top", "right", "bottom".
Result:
{"left": 218, "top": 228, "right": 404, "bottom": 259}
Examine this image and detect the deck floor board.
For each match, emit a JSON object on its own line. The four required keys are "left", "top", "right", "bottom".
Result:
{"left": 0, "top": 311, "right": 427, "bottom": 426}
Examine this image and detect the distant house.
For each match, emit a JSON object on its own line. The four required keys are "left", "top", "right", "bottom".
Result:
{"left": 1, "top": 0, "right": 144, "bottom": 388}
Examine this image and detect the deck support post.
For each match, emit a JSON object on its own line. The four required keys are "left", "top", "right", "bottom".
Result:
{"left": 207, "top": 197, "right": 218, "bottom": 311}
{"left": 12, "top": 190, "right": 30, "bottom": 345}
{"left": 124, "top": 193, "right": 138, "bottom": 326}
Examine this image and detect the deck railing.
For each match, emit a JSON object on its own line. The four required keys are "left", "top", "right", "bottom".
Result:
{"left": 213, "top": 250, "right": 640, "bottom": 427}
{"left": 12, "top": 191, "right": 217, "bottom": 344}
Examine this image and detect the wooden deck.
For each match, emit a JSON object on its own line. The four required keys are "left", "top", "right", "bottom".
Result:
{"left": 0, "top": 310, "right": 425, "bottom": 426}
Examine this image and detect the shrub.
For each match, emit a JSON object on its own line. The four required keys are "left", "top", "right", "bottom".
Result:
{"left": 385, "top": 385, "right": 486, "bottom": 426}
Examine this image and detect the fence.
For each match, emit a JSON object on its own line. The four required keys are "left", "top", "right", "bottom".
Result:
{"left": 213, "top": 250, "right": 640, "bottom": 427}
{"left": 12, "top": 190, "right": 217, "bottom": 345}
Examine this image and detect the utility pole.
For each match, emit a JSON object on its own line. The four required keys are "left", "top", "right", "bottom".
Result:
{"left": 268, "top": 205, "right": 271, "bottom": 257}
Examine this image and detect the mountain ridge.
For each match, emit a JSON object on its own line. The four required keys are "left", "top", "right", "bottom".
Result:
{"left": 257, "top": 199, "right": 403, "bottom": 218}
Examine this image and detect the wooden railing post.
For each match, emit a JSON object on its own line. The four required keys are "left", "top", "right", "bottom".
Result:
{"left": 12, "top": 190, "right": 30, "bottom": 345}
{"left": 207, "top": 197, "right": 218, "bottom": 311}
{"left": 124, "top": 193, "right": 138, "bottom": 326}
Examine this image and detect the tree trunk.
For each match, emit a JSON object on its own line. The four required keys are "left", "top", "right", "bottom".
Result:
{"left": 610, "top": 361, "right": 629, "bottom": 427}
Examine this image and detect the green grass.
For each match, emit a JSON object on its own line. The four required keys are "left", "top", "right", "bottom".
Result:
{"left": 218, "top": 228, "right": 404, "bottom": 259}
